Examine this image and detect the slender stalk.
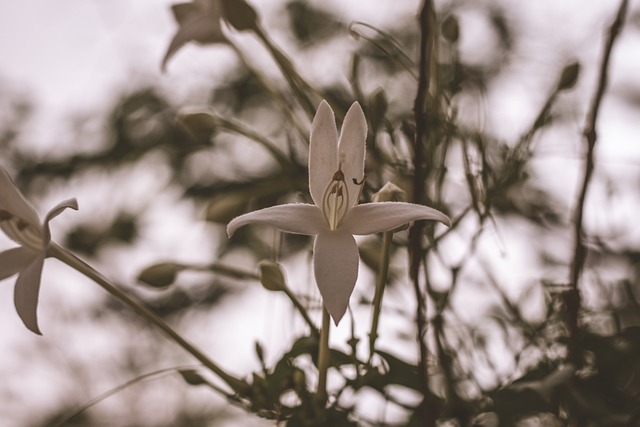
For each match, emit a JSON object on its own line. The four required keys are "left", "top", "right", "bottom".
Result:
{"left": 368, "top": 231, "right": 393, "bottom": 362}
{"left": 567, "top": 0, "right": 628, "bottom": 368}
{"left": 253, "top": 25, "right": 317, "bottom": 118}
{"left": 409, "top": 1, "right": 438, "bottom": 425}
{"left": 316, "top": 306, "right": 331, "bottom": 404}
{"left": 48, "top": 242, "right": 249, "bottom": 395}
{"left": 228, "top": 41, "right": 309, "bottom": 141}
{"left": 283, "top": 287, "right": 319, "bottom": 337}
{"left": 216, "top": 117, "right": 291, "bottom": 167}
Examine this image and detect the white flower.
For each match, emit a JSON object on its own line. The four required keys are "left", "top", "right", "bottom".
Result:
{"left": 162, "top": 0, "right": 227, "bottom": 71}
{"left": 227, "top": 101, "right": 450, "bottom": 324}
{"left": 0, "top": 167, "right": 77, "bottom": 335}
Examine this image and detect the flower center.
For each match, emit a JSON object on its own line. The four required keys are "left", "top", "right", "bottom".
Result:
{"left": 0, "top": 209, "right": 44, "bottom": 251}
{"left": 321, "top": 167, "right": 350, "bottom": 231}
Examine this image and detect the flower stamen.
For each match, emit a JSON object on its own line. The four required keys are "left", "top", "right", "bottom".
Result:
{"left": 0, "top": 209, "right": 44, "bottom": 251}
{"left": 322, "top": 166, "right": 349, "bottom": 231}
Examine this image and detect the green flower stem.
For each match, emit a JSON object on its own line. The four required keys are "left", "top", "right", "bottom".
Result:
{"left": 368, "top": 231, "right": 393, "bottom": 362}
{"left": 203, "top": 262, "right": 260, "bottom": 281}
{"left": 316, "top": 306, "right": 331, "bottom": 404}
{"left": 216, "top": 117, "right": 291, "bottom": 167}
{"left": 49, "top": 242, "right": 250, "bottom": 395}
{"left": 253, "top": 25, "right": 318, "bottom": 119}
{"left": 228, "top": 41, "right": 309, "bottom": 141}
{"left": 283, "top": 286, "right": 320, "bottom": 337}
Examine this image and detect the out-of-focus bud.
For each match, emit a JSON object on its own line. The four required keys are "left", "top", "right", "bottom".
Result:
{"left": 258, "top": 260, "right": 287, "bottom": 292}
{"left": 178, "top": 110, "right": 218, "bottom": 141}
{"left": 179, "top": 369, "right": 207, "bottom": 386}
{"left": 373, "top": 182, "right": 407, "bottom": 202}
{"left": 441, "top": 15, "right": 459, "bottom": 43}
{"left": 205, "top": 193, "right": 249, "bottom": 224}
{"left": 221, "top": 0, "right": 259, "bottom": 31}
{"left": 137, "top": 262, "right": 185, "bottom": 288}
{"left": 557, "top": 62, "right": 580, "bottom": 91}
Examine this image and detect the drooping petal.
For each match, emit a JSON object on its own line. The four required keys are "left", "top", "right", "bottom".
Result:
{"left": 338, "top": 102, "right": 367, "bottom": 207}
{"left": 14, "top": 253, "right": 45, "bottom": 335}
{"left": 42, "top": 198, "right": 78, "bottom": 244}
{"left": 341, "top": 202, "right": 451, "bottom": 235}
{"left": 162, "top": 7, "right": 226, "bottom": 71}
{"left": 0, "top": 247, "right": 38, "bottom": 281}
{"left": 313, "top": 230, "right": 359, "bottom": 325}
{"left": 0, "top": 167, "right": 42, "bottom": 243}
{"left": 309, "top": 100, "right": 338, "bottom": 206}
{"left": 227, "top": 204, "right": 326, "bottom": 237}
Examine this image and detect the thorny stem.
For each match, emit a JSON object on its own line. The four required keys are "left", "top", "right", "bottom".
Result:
{"left": 49, "top": 243, "right": 250, "bottom": 396}
{"left": 567, "top": 0, "right": 628, "bottom": 368}
{"left": 316, "top": 306, "right": 331, "bottom": 404}
{"left": 409, "top": 0, "right": 438, "bottom": 425}
{"left": 368, "top": 231, "right": 393, "bottom": 362}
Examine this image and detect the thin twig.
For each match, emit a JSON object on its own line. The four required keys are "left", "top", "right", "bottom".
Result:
{"left": 409, "top": 0, "right": 438, "bottom": 425}
{"left": 567, "top": 0, "right": 628, "bottom": 369}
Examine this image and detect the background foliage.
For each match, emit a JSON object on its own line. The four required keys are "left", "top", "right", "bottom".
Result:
{"left": 1, "top": 0, "right": 640, "bottom": 426}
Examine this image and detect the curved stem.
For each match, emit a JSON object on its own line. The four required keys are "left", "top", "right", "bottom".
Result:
{"left": 368, "top": 231, "right": 393, "bottom": 362}
{"left": 283, "top": 286, "right": 319, "bottom": 337}
{"left": 228, "top": 41, "right": 309, "bottom": 141}
{"left": 48, "top": 242, "right": 249, "bottom": 395}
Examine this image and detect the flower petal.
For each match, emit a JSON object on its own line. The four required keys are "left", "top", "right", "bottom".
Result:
{"left": 341, "top": 202, "right": 451, "bottom": 235}
{"left": 313, "top": 230, "right": 359, "bottom": 325}
{"left": 14, "top": 253, "right": 45, "bottom": 335}
{"left": 309, "top": 100, "right": 338, "bottom": 207}
{"left": 0, "top": 167, "right": 42, "bottom": 242}
{"left": 338, "top": 102, "right": 367, "bottom": 207}
{"left": 0, "top": 247, "right": 38, "bottom": 281}
{"left": 227, "top": 204, "right": 326, "bottom": 237}
{"left": 42, "top": 198, "right": 78, "bottom": 243}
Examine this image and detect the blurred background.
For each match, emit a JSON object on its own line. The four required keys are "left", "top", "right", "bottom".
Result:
{"left": 1, "top": 0, "right": 640, "bottom": 426}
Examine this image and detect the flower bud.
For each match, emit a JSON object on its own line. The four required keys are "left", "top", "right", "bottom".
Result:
{"left": 179, "top": 369, "right": 207, "bottom": 386}
{"left": 258, "top": 260, "right": 287, "bottom": 292}
{"left": 137, "top": 262, "right": 184, "bottom": 288}
{"left": 373, "top": 182, "right": 407, "bottom": 202}
{"left": 557, "top": 62, "right": 580, "bottom": 91}
{"left": 178, "top": 110, "right": 218, "bottom": 141}
{"left": 221, "top": 0, "right": 259, "bottom": 31}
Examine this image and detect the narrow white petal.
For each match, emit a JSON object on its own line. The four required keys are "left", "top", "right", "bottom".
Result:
{"left": 338, "top": 102, "right": 367, "bottom": 207}
{"left": 313, "top": 230, "right": 359, "bottom": 325}
{"left": 42, "top": 198, "right": 78, "bottom": 243}
{"left": 0, "top": 167, "right": 42, "bottom": 233}
{"left": 341, "top": 202, "right": 451, "bottom": 235}
{"left": 227, "top": 204, "right": 326, "bottom": 237}
{"left": 309, "top": 100, "right": 338, "bottom": 207}
{"left": 14, "top": 254, "right": 45, "bottom": 335}
{"left": 0, "top": 247, "right": 37, "bottom": 281}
